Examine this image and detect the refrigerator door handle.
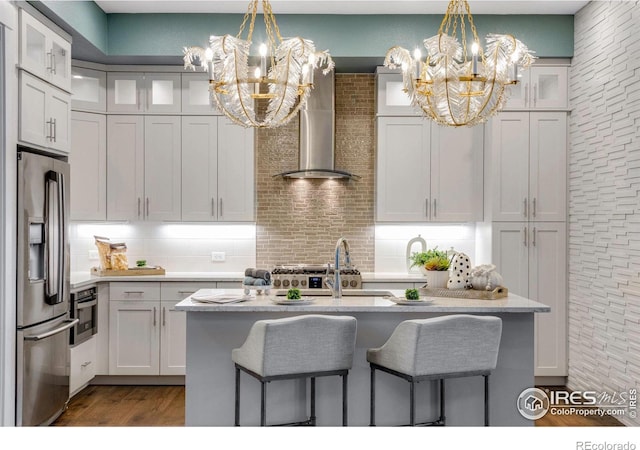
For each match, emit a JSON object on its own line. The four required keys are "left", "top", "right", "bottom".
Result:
{"left": 45, "top": 171, "right": 66, "bottom": 305}
{"left": 24, "top": 319, "right": 78, "bottom": 341}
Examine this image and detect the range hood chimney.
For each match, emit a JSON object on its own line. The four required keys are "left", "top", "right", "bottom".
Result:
{"left": 276, "top": 70, "right": 359, "bottom": 180}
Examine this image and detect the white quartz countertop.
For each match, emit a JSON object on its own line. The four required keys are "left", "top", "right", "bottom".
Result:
{"left": 69, "top": 270, "right": 428, "bottom": 290}
{"left": 175, "top": 289, "right": 551, "bottom": 313}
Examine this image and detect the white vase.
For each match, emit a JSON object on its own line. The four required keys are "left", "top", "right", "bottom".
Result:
{"left": 421, "top": 269, "right": 449, "bottom": 289}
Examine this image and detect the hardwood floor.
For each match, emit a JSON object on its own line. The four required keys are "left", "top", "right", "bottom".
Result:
{"left": 52, "top": 385, "right": 624, "bottom": 427}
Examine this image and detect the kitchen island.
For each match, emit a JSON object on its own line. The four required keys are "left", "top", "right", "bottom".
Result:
{"left": 176, "top": 289, "right": 550, "bottom": 426}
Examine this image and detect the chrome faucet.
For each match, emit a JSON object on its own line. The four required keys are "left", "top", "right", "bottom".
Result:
{"left": 325, "top": 237, "right": 351, "bottom": 299}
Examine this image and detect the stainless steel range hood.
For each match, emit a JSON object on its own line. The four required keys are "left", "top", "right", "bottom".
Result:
{"left": 277, "top": 70, "right": 359, "bottom": 180}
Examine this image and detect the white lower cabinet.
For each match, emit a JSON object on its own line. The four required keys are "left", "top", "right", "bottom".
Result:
{"left": 491, "top": 222, "right": 567, "bottom": 376}
{"left": 108, "top": 282, "right": 214, "bottom": 376}
{"left": 108, "top": 282, "right": 185, "bottom": 376}
{"left": 69, "top": 336, "right": 97, "bottom": 397}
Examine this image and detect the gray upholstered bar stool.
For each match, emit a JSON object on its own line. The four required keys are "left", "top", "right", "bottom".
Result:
{"left": 367, "top": 315, "right": 502, "bottom": 426}
{"left": 232, "top": 314, "right": 357, "bottom": 426}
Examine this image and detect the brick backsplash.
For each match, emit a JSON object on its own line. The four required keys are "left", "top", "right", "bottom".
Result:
{"left": 256, "top": 74, "right": 376, "bottom": 270}
{"left": 568, "top": 0, "right": 640, "bottom": 426}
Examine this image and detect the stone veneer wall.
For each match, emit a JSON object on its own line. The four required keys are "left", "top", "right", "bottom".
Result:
{"left": 568, "top": 1, "right": 639, "bottom": 426}
{"left": 256, "top": 74, "right": 375, "bottom": 270}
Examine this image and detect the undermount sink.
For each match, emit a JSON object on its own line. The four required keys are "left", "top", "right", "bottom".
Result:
{"left": 274, "top": 289, "right": 394, "bottom": 297}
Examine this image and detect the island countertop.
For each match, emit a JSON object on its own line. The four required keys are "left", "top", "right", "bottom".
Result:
{"left": 175, "top": 288, "right": 551, "bottom": 313}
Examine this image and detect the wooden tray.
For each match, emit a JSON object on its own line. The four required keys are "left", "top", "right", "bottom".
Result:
{"left": 417, "top": 286, "right": 508, "bottom": 300}
{"left": 91, "top": 266, "right": 166, "bottom": 276}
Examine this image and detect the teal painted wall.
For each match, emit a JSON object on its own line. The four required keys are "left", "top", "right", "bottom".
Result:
{"left": 106, "top": 13, "right": 574, "bottom": 58}
{"left": 40, "top": 0, "right": 108, "bottom": 53}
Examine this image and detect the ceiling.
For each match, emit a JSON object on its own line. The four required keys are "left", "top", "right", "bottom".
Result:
{"left": 94, "top": 0, "right": 590, "bottom": 15}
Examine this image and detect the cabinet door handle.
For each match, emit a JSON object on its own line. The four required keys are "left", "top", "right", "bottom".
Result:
{"left": 433, "top": 198, "right": 437, "bottom": 218}
{"left": 533, "top": 83, "right": 538, "bottom": 107}
{"left": 138, "top": 198, "right": 141, "bottom": 217}
{"left": 425, "top": 198, "right": 429, "bottom": 218}
{"left": 153, "top": 307, "right": 157, "bottom": 326}
{"left": 46, "top": 51, "right": 53, "bottom": 72}
{"left": 533, "top": 227, "right": 537, "bottom": 247}
{"left": 219, "top": 198, "right": 223, "bottom": 217}
{"left": 532, "top": 198, "right": 537, "bottom": 218}
{"left": 46, "top": 119, "right": 52, "bottom": 141}
{"left": 52, "top": 118, "right": 57, "bottom": 142}
{"left": 524, "top": 83, "right": 529, "bottom": 107}
{"left": 162, "top": 306, "right": 166, "bottom": 327}
{"left": 523, "top": 198, "right": 528, "bottom": 218}
{"left": 51, "top": 53, "right": 56, "bottom": 75}
{"left": 523, "top": 226, "right": 528, "bottom": 247}
{"left": 178, "top": 291, "right": 195, "bottom": 295}
{"left": 146, "top": 197, "right": 150, "bottom": 217}
{"left": 211, "top": 198, "right": 215, "bottom": 217}
{"left": 124, "top": 291, "right": 144, "bottom": 295}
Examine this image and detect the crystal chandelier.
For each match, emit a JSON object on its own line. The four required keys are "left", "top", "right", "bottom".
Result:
{"left": 385, "top": 0, "right": 535, "bottom": 127}
{"left": 183, "top": 0, "right": 334, "bottom": 128}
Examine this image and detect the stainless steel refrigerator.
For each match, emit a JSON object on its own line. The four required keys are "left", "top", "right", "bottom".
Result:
{"left": 16, "top": 150, "right": 76, "bottom": 426}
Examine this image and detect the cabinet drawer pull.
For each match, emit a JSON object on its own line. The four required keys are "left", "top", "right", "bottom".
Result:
{"left": 533, "top": 227, "right": 537, "bottom": 247}
{"left": 523, "top": 226, "right": 528, "bottom": 247}
{"left": 81, "top": 361, "right": 92, "bottom": 368}
{"left": 124, "top": 291, "right": 144, "bottom": 295}
{"left": 162, "top": 306, "right": 166, "bottom": 327}
{"left": 532, "top": 198, "right": 537, "bottom": 218}
{"left": 178, "top": 291, "right": 195, "bottom": 295}
{"left": 153, "top": 307, "right": 157, "bottom": 326}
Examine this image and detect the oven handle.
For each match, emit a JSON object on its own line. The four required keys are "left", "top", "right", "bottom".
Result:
{"left": 24, "top": 319, "right": 79, "bottom": 341}
{"left": 76, "top": 299, "right": 98, "bottom": 310}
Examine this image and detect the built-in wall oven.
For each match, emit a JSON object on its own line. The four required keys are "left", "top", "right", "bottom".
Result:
{"left": 69, "top": 287, "right": 97, "bottom": 346}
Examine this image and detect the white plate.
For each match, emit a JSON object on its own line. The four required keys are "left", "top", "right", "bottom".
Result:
{"left": 271, "top": 297, "right": 315, "bottom": 305}
{"left": 387, "top": 297, "right": 434, "bottom": 306}
{"left": 191, "top": 294, "right": 253, "bottom": 304}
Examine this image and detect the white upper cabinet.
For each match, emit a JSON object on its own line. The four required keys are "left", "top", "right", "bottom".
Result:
{"left": 430, "top": 124, "right": 484, "bottom": 222}
{"left": 376, "top": 117, "right": 431, "bottom": 221}
{"left": 489, "top": 111, "right": 567, "bottom": 222}
{"left": 107, "top": 72, "right": 181, "bottom": 113}
{"left": 106, "top": 115, "right": 181, "bottom": 221}
{"left": 19, "top": 9, "right": 72, "bottom": 92}
{"left": 181, "top": 72, "right": 220, "bottom": 114}
{"left": 376, "top": 116, "right": 483, "bottom": 222}
{"left": 376, "top": 72, "right": 416, "bottom": 116}
{"left": 19, "top": 71, "right": 71, "bottom": 154}
{"left": 70, "top": 111, "right": 107, "bottom": 221}
{"left": 504, "top": 66, "right": 569, "bottom": 111}
{"left": 144, "top": 116, "right": 182, "bottom": 221}
{"left": 71, "top": 66, "right": 107, "bottom": 112}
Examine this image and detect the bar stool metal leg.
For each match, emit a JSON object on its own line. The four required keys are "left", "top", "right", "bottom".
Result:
{"left": 260, "top": 381, "right": 267, "bottom": 427}
{"left": 409, "top": 379, "right": 416, "bottom": 426}
{"left": 440, "top": 378, "right": 446, "bottom": 425}
{"left": 370, "top": 366, "right": 376, "bottom": 426}
{"left": 310, "top": 377, "right": 316, "bottom": 426}
{"left": 342, "top": 373, "right": 348, "bottom": 426}
{"left": 235, "top": 367, "right": 241, "bottom": 426}
{"left": 484, "top": 375, "right": 489, "bottom": 426}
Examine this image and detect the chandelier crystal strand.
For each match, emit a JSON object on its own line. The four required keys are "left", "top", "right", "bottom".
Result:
{"left": 384, "top": 0, "right": 535, "bottom": 127}
{"left": 183, "top": 0, "right": 334, "bottom": 128}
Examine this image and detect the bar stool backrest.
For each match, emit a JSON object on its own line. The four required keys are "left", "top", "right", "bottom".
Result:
{"left": 233, "top": 315, "right": 357, "bottom": 377}
{"left": 379, "top": 315, "right": 502, "bottom": 377}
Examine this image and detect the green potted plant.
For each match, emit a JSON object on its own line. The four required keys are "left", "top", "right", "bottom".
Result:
{"left": 410, "top": 247, "right": 451, "bottom": 288}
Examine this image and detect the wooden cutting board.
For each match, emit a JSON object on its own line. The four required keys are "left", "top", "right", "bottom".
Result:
{"left": 91, "top": 266, "right": 166, "bottom": 276}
